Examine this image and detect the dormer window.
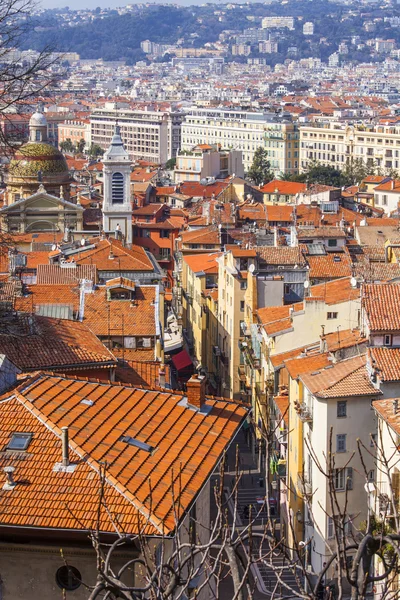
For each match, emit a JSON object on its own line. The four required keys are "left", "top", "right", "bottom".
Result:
{"left": 384, "top": 334, "right": 392, "bottom": 346}
{"left": 109, "top": 289, "right": 132, "bottom": 300}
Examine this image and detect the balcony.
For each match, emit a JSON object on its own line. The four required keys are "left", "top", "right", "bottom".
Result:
{"left": 293, "top": 400, "right": 313, "bottom": 422}
{"left": 297, "top": 472, "right": 312, "bottom": 498}
{"left": 154, "top": 252, "right": 171, "bottom": 262}
{"left": 238, "top": 365, "right": 246, "bottom": 382}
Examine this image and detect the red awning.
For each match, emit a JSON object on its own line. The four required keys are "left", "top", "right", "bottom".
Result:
{"left": 172, "top": 349, "right": 193, "bottom": 372}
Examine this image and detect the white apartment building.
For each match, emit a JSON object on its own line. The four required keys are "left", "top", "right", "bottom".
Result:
{"left": 299, "top": 122, "right": 400, "bottom": 173}
{"left": 90, "top": 108, "right": 184, "bottom": 165}
{"left": 181, "top": 108, "right": 295, "bottom": 172}
{"left": 261, "top": 16, "right": 295, "bottom": 30}
{"left": 303, "top": 21, "right": 314, "bottom": 35}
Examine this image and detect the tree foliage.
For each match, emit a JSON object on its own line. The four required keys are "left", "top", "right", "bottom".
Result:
{"left": 247, "top": 147, "right": 273, "bottom": 187}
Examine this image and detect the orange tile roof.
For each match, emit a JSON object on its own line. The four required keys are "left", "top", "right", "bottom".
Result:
{"left": 15, "top": 284, "right": 158, "bottom": 338}
{"left": 363, "top": 283, "right": 400, "bottom": 331}
{"left": 307, "top": 252, "right": 352, "bottom": 280}
{"left": 300, "top": 355, "right": 379, "bottom": 398}
{"left": 270, "top": 345, "right": 309, "bottom": 369}
{"left": 260, "top": 180, "right": 307, "bottom": 195}
{"left": 285, "top": 353, "right": 331, "bottom": 380}
{"left": 373, "top": 180, "right": 400, "bottom": 192}
{"left": 183, "top": 252, "right": 221, "bottom": 274}
{"left": 374, "top": 397, "right": 400, "bottom": 435}
{"left": 116, "top": 360, "right": 170, "bottom": 387}
{"left": 322, "top": 329, "right": 366, "bottom": 353}
{"left": 257, "top": 303, "right": 304, "bottom": 336}
{"left": 309, "top": 277, "right": 360, "bottom": 305}
{"left": 272, "top": 395, "right": 289, "bottom": 427}
{"left": 181, "top": 226, "right": 220, "bottom": 246}
{"left": 0, "top": 373, "right": 247, "bottom": 535}
{"left": 0, "top": 315, "right": 116, "bottom": 371}
{"left": 73, "top": 239, "right": 154, "bottom": 272}
{"left": 369, "top": 347, "right": 400, "bottom": 382}
{"left": 36, "top": 264, "right": 97, "bottom": 285}
{"left": 257, "top": 246, "right": 307, "bottom": 266}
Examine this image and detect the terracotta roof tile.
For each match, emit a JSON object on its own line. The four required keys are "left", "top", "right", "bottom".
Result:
{"left": 374, "top": 397, "right": 400, "bottom": 435}
{"left": 183, "top": 252, "right": 221, "bottom": 274}
{"left": 285, "top": 353, "right": 331, "bottom": 380}
{"left": 309, "top": 277, "right": 360, "bottom": 305}
{"left": 363, "top": 283, "right": 400, "bottom": 331}
{"left": 0, "top": 373, "right": 247, "bottom": 535}
{"left": 369, "top": 347, "right": 400, "bottom": 382}
{"left": 300, "top": 355, "right": 379, "bottom": 398}
{"left": 0, "top": 315, "right": 116, "bottom": 371}
{"left": 260, "top": 180, "right": 307, "bottom": 195}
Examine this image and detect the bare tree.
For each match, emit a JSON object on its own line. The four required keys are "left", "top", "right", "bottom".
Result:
{"left": 55, "top": 415, "right": 400, "bottom": 600}
{"left": 0, "top": 0, "right": 59, "bottom": 148}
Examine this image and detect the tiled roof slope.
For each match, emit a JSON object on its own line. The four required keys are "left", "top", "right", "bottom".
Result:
{"left": 0, "top": 316, "right": 116, "bottom": 371}
{"left": 36, "top": 264, "right": 97, "bottom": 285}
{"left": 73, "top": 239, "right": 154, "bottom": 272}
{"left": 0, "top": 374, "right": 247, "bottom": 535}
{"left": 374, "top": 397, "right": 400, "bottom": 435}
{"left": 300, "top": 355, "right": 379, "bottom": 398}
{"left": 369, "top": 347, "right": 400, "bottom": 382}
{"left": 15, "top": 284, "right": 158, "bottom": 337}
{"left": 309, "top": 278, "right": 360, "bottom": 305}
{"left": 363, "top": 283, "right": 400, "bottom": 331}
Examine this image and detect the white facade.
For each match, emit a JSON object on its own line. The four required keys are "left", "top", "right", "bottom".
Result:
{"left": 102, "top": 125, "right": 133, "bottom": 246}
{"left": 181, "top": 108, "right": 287, "bottom": 171}
{"left": 261, "top": 16, "right": 294, "bottom": 29}
{"left": 299, "top": 122, "right": 400, "bottom": 173}
{"left": 91, "top": 108, "right": 184, "bottom": 165}
{"left": 301, "top": 388, "right": 377, "bottom": 577}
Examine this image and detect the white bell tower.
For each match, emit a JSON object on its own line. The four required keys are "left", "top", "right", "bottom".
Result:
{"left": 102, "top": 124, "right": 132, "bottom": 246}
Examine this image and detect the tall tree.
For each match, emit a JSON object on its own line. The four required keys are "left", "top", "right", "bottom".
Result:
{"left": 60, "top": 138, "right": 74, "bottom": 153}
{"left": 247, "top": 147, "right": 273, "bottom": 186}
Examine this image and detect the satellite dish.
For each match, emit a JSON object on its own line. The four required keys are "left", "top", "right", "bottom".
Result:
{"left": 304, "top": 280, "right": 310, "bottom": 289}
{"left": 350, "top": 277, "right": 357, "bottom": 288}
{"left": 51, "top": 244, "right": 57, "bottom": 251}
{"left": 81, "top": 238, "right": 86, "bottom": 246}
{"left": 249, "top": 264, "right": 255, "bottom": 274}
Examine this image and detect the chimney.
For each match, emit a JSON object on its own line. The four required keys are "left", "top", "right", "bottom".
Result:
{"left": 159, "top": 363, "right": 166, "bottom": 387}
{"left": 393, "top": 399, "right": 398, "bottom": 415}
{"left": 62, "top": 426, "right": 69, "bottom": 467}
{"left": 186, "top": 374, "right": 206, "bottom": 409}
{"left": 3, "top": 466, "right": 16, "bottom": 489}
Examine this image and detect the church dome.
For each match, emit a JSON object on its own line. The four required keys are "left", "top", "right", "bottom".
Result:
{"left": 9, "top": 142, "right": 70, "bottom": 180}
{"left": 29, "top": 111, "right": 48, "bottom": 128}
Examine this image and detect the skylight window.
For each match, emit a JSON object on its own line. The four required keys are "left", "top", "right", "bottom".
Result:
{"left": 7, "top": 433, "right": 33, "bottom": 451}
{"left": 121, "top": 435, "right": 154, "bottom": 453}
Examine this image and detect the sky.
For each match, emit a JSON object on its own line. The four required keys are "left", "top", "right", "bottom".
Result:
{"left": 39, "top": 0, "right": 206, "bottom": 8}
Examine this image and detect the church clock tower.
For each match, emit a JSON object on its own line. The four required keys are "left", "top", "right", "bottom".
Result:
{"left": 102, "top": 124, "right": 132, "bottom": 246}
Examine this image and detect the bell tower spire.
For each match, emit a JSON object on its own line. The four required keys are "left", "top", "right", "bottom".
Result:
{"left": 102, "top": 122, "right": 132, "bottom": 246}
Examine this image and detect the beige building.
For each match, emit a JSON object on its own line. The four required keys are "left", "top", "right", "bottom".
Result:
{"left": 299, "top": 122, "right": 400, "bottom": 173}
{"left": 181, "top": 252, "right": 220, "bottom": 380}
{"left": 216, "top": 247, "right": 257, "bottom": 399}
{"left": 91, "top": 107, "right": 184, "bottom": 165}
{"left": 58, "top": 119, "right": 91, "bottom": 150}
{"left": 264, "top": 122, "right": 299, "bottom": 175}
{"left": 181, "top": 108, "right": 295, "bottom": 172}
{"left": 174, "top": 144, "right": 244, "bottom": 183}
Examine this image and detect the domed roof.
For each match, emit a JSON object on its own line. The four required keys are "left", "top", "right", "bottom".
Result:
{"left": 9, "top": 142, "right": 70, "bottom": 180}
{"left": 29, "top": 111, "right": 47, "bottom": 128}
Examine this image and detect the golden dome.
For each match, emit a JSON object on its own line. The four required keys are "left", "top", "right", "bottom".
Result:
{"left": 9, "top": 142, "right": 70, "bottom": 180}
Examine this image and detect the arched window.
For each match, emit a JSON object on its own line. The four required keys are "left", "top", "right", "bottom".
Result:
{"left": 35, "top": 130, "right": 41, "bottom": 141}
{"left": 112, "top": 172, "right": 124, "bottom": 204}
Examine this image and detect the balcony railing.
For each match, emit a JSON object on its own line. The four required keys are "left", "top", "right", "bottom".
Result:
{"left": 293, "top": 400, "right": 313, "bottom": 422}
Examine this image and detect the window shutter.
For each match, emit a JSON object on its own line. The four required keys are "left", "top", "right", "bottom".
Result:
{"left": 346, "top": 467, "right": 353, "bottom": 490}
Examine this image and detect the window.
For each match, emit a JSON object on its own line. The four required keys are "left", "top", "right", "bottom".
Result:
{"left": 370, "top": 433, "right": 377, "bottom": 447}
{"left": 56, "top": 566, "right": 82, "bottom": 591}
{"left": 384, "top": 334, "right": 392, "bottom": 346}
{"left": 121, "top": 435, "right": 154, "bottom": 452}
{"left": 336, "top": 434, "right": 347, "bottom": 453}
{"left": 382, "top": 194, "right": 388, "bottom": 206}
{"left": 328, "top": 239, "right": 337, "bottom": 247}
{"left": 337, "top": 401, "right": 347, "bottom": 418}
{"left": 7, "top": 432, "right": 33, "bottom": 451}
{"left": 240, "top": 300, "right": 245, "bottom": 312}
{"left": 334, "top": 467, "right": 353, "bottom": 490}
{"left": 111, "top": 172, "right": 124, "bottom": 204}
{"left": 368, "top": 469, "right": 375, "bottom": 482}
{"left": 240, "top": 281, "right": 247, "bottom": 290}
{"left": 327, "top": 312, "right": 338, "bottom": 320}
